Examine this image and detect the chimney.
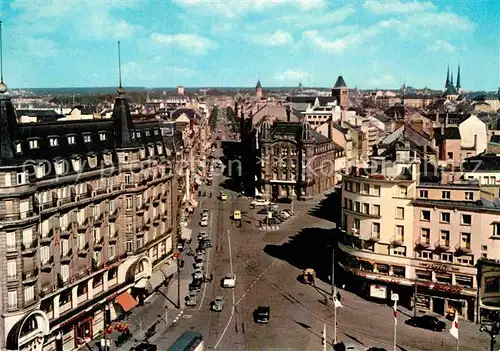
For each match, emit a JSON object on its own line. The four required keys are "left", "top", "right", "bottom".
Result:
{"left": 286, "top": 108, "right": 291, "bottom": 122}
{"left": 445, "top": 113, "right": 449, "bottom": 127}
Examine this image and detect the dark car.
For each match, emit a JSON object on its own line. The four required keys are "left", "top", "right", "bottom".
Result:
{"left": 405, "top": 315, "right": 446, "bottom": 331}
{"left": 134, "top": 343, "right": 157, "bottom": 351}
{"left": 189, "top": 279, "right": 203, "bottom": 291}
{"left": 254, "top": 306, "right": 270, "bottom": 324}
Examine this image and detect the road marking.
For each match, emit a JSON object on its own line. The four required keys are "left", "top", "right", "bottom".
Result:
{"left": 173, "top": 310, "right": 184, "bottom": 323}
{"left": 235, "top": 260, "right": 278, "bottom": 306}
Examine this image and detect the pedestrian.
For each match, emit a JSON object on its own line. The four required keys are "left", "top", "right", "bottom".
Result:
{"left": 210, "top": 273, "right": 213, "bottom": 281}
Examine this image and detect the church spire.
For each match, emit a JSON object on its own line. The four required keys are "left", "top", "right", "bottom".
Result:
{"left": 456, "top": 63, "right": 461, "bottom": 89}
{"left": 450, "top": 71, "right": 454, "bottom": 87}
{"left": 445, "top": 65, "right": 450, "bottom": 88}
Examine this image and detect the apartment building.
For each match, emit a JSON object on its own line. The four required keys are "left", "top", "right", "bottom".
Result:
{"left": 338, "top": 138, "right": 500, "bottom": 322}
{"left": 339, "top": 141, "right": 420, "bottom": 307}
{"left": 258, "top": 121, "right": 344, "bottom": 200}
{"left": 0, "top": 86, "right": 178, "bottom": 351}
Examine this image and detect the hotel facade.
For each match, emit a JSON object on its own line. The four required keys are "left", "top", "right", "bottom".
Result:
{"left": 0, "top": 86, "right": 180, "bottom": 351}
{"left": 339, "top": 141, "right": 500, "bottom": 322}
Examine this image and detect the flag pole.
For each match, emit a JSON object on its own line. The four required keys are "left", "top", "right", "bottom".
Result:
{"left": 323, "top": 323, "right": 327, "bottom": 351}
{"left": 393, "top": 300, "right": 397, "bottom": 351}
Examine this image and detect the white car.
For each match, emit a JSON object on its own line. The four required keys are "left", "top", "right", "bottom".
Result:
{"left": 222, "top": 273, "right": 236, "bottom": 288}
{"left": 200, "top": 218, "right": 209, "bottom": 227}
{"left": 198, "top": 231, "right": 208, "bottom": 240}
{"left": 251, "top": 199, "right": 270, "bottom": 208}
{"left": 195, "top": 262, "right": 204, "bottom": 270}
{"left": 193, "top": 270, "right": 203, "bottom": 280}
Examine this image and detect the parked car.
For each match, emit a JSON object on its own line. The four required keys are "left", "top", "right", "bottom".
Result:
{"left": 193, "top": 270, "right": 203, "bottom": 280}
{"left": 194, "top": 261, "right": 204, "bottom": 270}
{"left": 200, "top": 218, "right": 209, "bottom": 227}
{"left": 279, "top": 211, "right": 290, "bottom": 219}
{"left": 199, "top": 239, "right": 212, "bottom": 249}
{"left": 405, "top": 315, "right": 446, "bottom": 331}
{"left": 254, "top": 306, "right": 270, "bottom": 323}
{"left": 211, "top": 296, "right": 225, "bottom": 312}
{"left": 220, "top": 192, "right": 228, "bottom": 201}
{"left": 185, "top": 291, "right": 198, "bottom": 306}
{"left": 250, "top": 199, "right": 270, "bottom": 208}
{"left": 189, "top": 279, "right": 202, "bottom": 291}
{"left": 198, "top": 231, "right": 209, "bottom": 241}
{"left": 201, "top": 209, "right": 209, "bottom": 217}
{"left": 222, "top": 273, "right": 236, "bottom": 288}
{"left": 195, "top": 252, "right": 204, "bottom": 262}
{"left": 233, "top": 210, "right": 241, "bottom": 220}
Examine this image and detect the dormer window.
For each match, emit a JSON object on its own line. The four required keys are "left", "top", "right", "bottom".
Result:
{"left": 88, "top": 155, "right": 98, "bottom": 168}
{"left": 145, "top": 130, "right": 151, "bottom": 137}
{"left": 35, "top": 163, "right": 46, "bottom": 178}
{"left": 154, "top": 129, "right": 160, "bottom": 135}
{"left": 135, "top": 131, "right": 141, "bottom": 139}
{"left": 55, "top": 160, "right": 66, "bottom": 175}
{"left": 15, "top": 143, "right": 22, "bottom": 153}
{"left": 29, "top": 139, "right": 39, "bottom": 149}
{"left": 99, "top": 132, "right": 107, "bottom": 141}
{"left": 49, "top": 137, "right": 58, "bottom": 147}
{"left": 83, "top": 134, "right": 92, "bottom": 143}
{"left": 67, "top": 135, "right": 76, "bottom": 145}
{"left": 71, "top": 157, "right": 81, "bottom": 172}
{"left": 156, "top": 144, "right": 163, "bottom": 155}
{"left": 103, "top": 152, "right": 113, "bottom": 166}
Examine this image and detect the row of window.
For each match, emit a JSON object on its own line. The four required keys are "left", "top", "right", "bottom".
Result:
{"left": 14, "top": 129, "right": 162, "bottom": 152}
{"left": 344, "top": 181, "right": 381, "bottom": 196}
{"left": 419, "top": 189, "right": 475, "bottom": 201}
{"left": 420, "top": 210, "right": 472, "bottom": 225}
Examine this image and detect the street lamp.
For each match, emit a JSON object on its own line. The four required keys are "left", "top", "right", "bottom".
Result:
{"left": 479, "top": 321, "right": 500, "bottom": 351}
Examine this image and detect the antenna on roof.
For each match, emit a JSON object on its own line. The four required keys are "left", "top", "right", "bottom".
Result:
{"left": 0, "top": 20, "right": 7, "bottom": 94}
{"left": 117, "top": 41, "right": 124, "bottom": 94}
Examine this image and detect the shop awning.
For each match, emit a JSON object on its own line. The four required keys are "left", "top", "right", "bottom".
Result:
{"left": 115, "top": 292, "right": 138, "bottom": 312}
{"left": 146, "top": 261, "right": 178, "bottom": 293}
{"left": 181, "top": 227, "right": 193, "bottom": 240}
{"left": 190, "top": 199, "right": 198, "bottom": 207}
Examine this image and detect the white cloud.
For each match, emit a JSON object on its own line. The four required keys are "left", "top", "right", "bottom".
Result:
{"left": 250, "top": 30, "right": 293, "bottom": 46}
{"left": 151, "top": 33, "right": 217, "bottom": 55}
{"left": 122, "top": 61, "right": 196, "bottom": 83}
{"left": 274, "top": 70, "right": 311, "bottom": 83}
{"left": 365, "top": 74, "right": 396, "bottom": 88}
{"left": 302, "top": 24, "right": 380, "bottom": 53}
{"left": 278, "top": 5, "right": 355, "bottom": 28}
{"left": 173, "top": 0, "right": 326, "bottom": 17}
{"left": 363, "top": 0, "right": 435, "bottom": 14}
{"left": 425, "top": 39, "right": 456, "bottom": 52}
{"left": 407, "top": 12, "right": 474, "bottom": 31}
{"left": 25, "top": 37, "right": 61, "bottom": 57}
{"left": 9, "top": 0, "right": 140, "bottom": 39}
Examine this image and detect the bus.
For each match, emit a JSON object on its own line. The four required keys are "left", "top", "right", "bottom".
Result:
{"left": 167, "top": 331, "right": 204, "bottom": 351}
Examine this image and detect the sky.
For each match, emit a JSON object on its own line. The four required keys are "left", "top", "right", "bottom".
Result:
{"left": 1, "top": 0, "right": 499, "bottom": 90}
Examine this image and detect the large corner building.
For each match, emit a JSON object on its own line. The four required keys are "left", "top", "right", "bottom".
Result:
{"left": 0, "top": 84, "right": 178, "bottom": 351}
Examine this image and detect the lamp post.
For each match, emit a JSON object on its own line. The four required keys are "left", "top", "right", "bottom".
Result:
{"left": 480, "top": 321, "right": 500, "bottom": 351}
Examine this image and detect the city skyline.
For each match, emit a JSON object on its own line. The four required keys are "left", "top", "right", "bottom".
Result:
{"left": 1, "top": 0, "right": 499, "bottom": 90}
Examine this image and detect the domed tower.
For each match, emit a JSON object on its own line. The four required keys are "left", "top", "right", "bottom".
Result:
{"left": 256, "top": 79, "right": 263, "bottom": 99}
{"left": 332, "top": 75, "right": 349, "bottom": 120}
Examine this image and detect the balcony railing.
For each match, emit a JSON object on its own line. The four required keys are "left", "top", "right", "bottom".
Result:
{"left": 77, "top": 243, "right": 89, "bottom": 257}
{"left": 41, "top": 257, "right": 54, "bottom": 272}
{"left": 414, "top": 239, "right": 431, "bottom": 249}
{"left": 455, "top": 242, "right": 471, "bottom": 254}
{"left": 362, "top": 233, "right": 380, "bottom": 242}
{"left": 109, "top": 209, "right": 119, "bottom": 221}
{"left": 390, "top": 235, "right": 404, "bottom": 247}
{"left": 22, "top": 269, "right": 39, "bottom": 284}
{"left": 0, "top": 211, "right": 34, "bottom": 222}
{"left": 21, "top": 240, "right": 38, "bottom": 255}
{"left": 434, "top": 240, "right": 450, "bottom": 251}
{"left": 61, "top": 249, "right": 72, "bottom": 263}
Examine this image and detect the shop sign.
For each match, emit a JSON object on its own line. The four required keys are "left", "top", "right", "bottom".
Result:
{"left": 421, "top": 263, "right": 458, "bottom": 273}
{"left": 370, "top": 284, "right": 387, "bottom": 299}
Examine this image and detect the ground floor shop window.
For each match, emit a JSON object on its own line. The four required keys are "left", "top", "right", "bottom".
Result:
{"left": 435, "top": 273, "right": 452, "bottom": 285}
{"left": 376, "top": 263, "right": 390, "bottom": 275}
{"left": 76, "top": 318, "right": 93, "bottom": 345}
{"left": 392, "top": 265, "right": 406, "bottom": 278}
